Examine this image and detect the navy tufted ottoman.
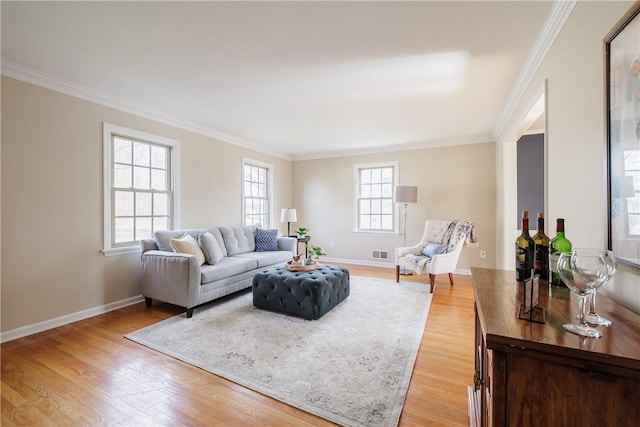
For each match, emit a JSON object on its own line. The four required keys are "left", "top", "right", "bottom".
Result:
{"left": 252, "top": 265, "right": 350, "bottom": 320}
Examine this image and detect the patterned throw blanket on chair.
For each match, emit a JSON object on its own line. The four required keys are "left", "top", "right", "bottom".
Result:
{"left": 402, "top": 220, "right": 478, "bottom": 275}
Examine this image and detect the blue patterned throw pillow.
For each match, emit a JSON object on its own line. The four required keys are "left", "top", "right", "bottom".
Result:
{"left": 255, "top": 228, "right": 279, "bottom": 252}
{"left": 422, "top": 241, "right": 446, "bottom": 258}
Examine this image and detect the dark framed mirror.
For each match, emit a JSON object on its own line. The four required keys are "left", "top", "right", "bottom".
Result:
{"left": 606, "top": 2, "right": 640, "bottom": 272}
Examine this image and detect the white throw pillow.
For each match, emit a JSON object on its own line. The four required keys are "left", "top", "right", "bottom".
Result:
{"left": 199, "top": 232, "right": 224, "bottom": 265}
{"left": 170, "top": 233, "right": 206, "bottom": 265}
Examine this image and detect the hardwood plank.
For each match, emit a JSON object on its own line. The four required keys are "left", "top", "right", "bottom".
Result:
{"left": 1, "top": 264, "right": 474, "bottom": 426}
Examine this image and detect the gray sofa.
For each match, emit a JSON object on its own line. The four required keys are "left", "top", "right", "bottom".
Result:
{"left": 140, "top": 225, "right": 295, "bottom": 317}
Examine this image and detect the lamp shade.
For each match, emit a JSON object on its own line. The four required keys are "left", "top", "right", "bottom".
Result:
{"left": 394, "top": 186, "right": 418, "bottom": 204}
{"left": 280, "top": 208, "right": 298, "bottom": 222}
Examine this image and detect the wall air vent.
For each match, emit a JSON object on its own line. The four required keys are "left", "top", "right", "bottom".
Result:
{"left": 372, "top": 249, "right": 389, "bottom": 260}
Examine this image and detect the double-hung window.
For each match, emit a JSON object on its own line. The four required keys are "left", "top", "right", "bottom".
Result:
{"left": 103, "top": 123, "right": 180, "bottom": 255}
{"left": 242, "top": 158, "right": 272, "bottom": 227}
{"left": 354, "top": 161, "right": 398, "bottom": 233}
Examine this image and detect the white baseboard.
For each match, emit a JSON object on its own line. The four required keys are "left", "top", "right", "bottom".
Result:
{"left": 0, "top": 260, "right": 472, "bottom": 343}
{"left": 0, "top": 295, "right": 145, "bottom": 343}
{"left": 323, "top": 257, "right": 395, "bottom": 269}
{"left": 322, "top": 257, "right": 471, "bottom": 276}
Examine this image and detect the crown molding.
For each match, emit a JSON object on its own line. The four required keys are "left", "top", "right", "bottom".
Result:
{"left": 492, "top": 0, "right": 576, "bottom": 140}
{"left": 0, "top": 60, "right": 293, "bottom": 161}
{"left": 291, "top": 134, "right": 494, "bottom": 161}
{"left": 1, "top": 60, "right": 491, "bottom": 163}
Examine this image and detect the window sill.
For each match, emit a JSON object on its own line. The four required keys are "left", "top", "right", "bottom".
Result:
{"left": 352, "top": 230, "right": 400, "bottom": 237}
{"left": 102, "top": 246, "right": 141, "bottom": 257}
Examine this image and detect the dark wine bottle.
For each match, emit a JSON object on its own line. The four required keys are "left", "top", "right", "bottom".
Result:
{"left": 532, "top": 212, "right": 550, "bottom": 282}
{"left": 549, "top": 218, "right": 572, "bottom": 286}
{"left": 515, "top": 211, "right": 535, "bottom": 281}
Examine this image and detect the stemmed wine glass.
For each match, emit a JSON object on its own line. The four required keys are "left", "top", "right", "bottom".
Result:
{"left": 557, "top": 249, "right": 613, "bottom": 338}
{"left": 583, "top": 249, "right": 616, "bottom": 326}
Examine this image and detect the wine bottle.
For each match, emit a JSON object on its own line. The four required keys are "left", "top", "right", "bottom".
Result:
{"left": 532, "top": 212, "right": 550, "bottom": 282}
{"left": 549, "top": 218, "right": 572, "bottom": 286}
{"left": 515, "top": 211, "right": 535, "bottom": 281}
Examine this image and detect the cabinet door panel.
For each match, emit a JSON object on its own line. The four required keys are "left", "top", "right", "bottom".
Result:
{"left": 506, "top": 354, "right": 640, "bottom": 426}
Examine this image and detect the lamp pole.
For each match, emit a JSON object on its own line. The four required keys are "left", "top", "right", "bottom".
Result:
{"left": 402, "top": 202, "right": 409, "bottom": 249}
{"left": 394, "top": 185, "right": 417, "bottom": 276}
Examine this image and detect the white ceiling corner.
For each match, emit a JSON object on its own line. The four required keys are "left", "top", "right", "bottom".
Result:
{"left": 1, "top": 1, "right": 561, "bottom": 160}
{"left": 492, "top": 0, "right": 576, "bottom": 141}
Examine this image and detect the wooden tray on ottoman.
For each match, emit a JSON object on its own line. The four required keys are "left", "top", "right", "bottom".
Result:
{"left": 285, "top": 260, "right": 318, "bottom": 272}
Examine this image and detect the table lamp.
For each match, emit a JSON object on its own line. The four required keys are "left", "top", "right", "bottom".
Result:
{"left": 280, "top": 208, "right": 298, "bottom": 236}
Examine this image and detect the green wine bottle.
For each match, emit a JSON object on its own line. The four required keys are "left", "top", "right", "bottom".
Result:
{"left": 549, "top": 218, "right": 572, "bottom": 286}
{"left": 533, "top": 212, "right": 550, "bottom": 282}
{"left": 515, "top": 211, "right": 535, "bottom": 281}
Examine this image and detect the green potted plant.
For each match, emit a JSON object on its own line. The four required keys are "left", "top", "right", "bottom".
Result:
{"left": 305, "top": 244, "right": 326, "bottom": 265}
{"left": 295, "top": 227, "right": 309, "bottom": 238}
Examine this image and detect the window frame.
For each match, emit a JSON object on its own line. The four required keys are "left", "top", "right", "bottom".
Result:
{"left": 241, "top": 158, "right": 273, "bottom": 228}
{"left": 353, "top": 161, "right": 400, "bottom": 235}
{"left": 103, "top": 123, "right": 181, "bottom": 256}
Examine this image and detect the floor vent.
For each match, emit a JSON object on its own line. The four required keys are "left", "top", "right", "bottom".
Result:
{"left": 371, "top": 249, "right": 389, "bottom": 260}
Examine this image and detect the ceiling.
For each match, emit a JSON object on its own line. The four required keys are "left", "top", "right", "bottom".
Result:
{"left": 1, "top": 1, "right": 558, "bottom": 160}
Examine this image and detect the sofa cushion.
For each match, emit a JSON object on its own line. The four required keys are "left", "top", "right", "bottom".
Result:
{"left": 200, "top": 256, "right": 258, "bottom": 283}
{"left": 170, "top": 234, "right": 206, "bottom": 265}
{"left": 153, "top": 229, "right": 185, "bottom": 252}
{"left": 234, "top": 251, "right": 293, "bottom": 268}
{"left": 207, "top": 227, "right": 228, "bottom": 257}
{"left": 219, "top": 225, "right": 258, "bottom": 255}
{"left": 255, "top": 228, "right": 279, "bottom": 252}
{"left": 199, "top": 232, "right": 224, "bottom": 265}
{"left": 153, "top": 228, "right": 225, "bottom": 254}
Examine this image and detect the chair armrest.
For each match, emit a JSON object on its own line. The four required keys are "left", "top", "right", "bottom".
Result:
{"left": 277, "top": 236, "right": 296, "bottom": 253}
{"left": 427, "top": 241, "right": 464, "bottom": 274}
{"left": 394, "top": 244, "right": 424, "bottom": 264}
{"left": 141, "top": 250, "right": 201, "bottom": 308}
{"left": 428, "top": 252, "right": 456, "bottom": 273}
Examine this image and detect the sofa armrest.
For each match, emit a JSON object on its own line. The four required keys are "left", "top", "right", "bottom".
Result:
{"left": 140, "top": 238, "right": 158, "bottom": 255}
{"left": 277, "top": 236, "right": 296, "bottom": 253}
{"left": 141, "top": 250, "right": 201, "bottom": 309}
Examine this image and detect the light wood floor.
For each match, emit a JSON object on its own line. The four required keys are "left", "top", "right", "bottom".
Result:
{"left": 1, "top": 264, "right": 475, "bottom": 426}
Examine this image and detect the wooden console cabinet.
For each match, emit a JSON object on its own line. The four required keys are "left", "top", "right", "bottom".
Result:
{"left": 469, "top": 268, "right": 640, "bottom": 427}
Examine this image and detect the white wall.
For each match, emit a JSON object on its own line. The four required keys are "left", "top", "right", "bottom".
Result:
{"left": 498, "top": 1, "right": 640, "bottom": 313}
{"left": 1, "top": 77, "right": 293, "bottom": 333}
{"left": 292, "top": 143, "right": 496, "bottom": 273}
{"left": 4, "top": 0, "right": 638, "bottom": 335}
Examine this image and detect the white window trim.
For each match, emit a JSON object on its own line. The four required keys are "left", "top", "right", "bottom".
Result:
{"left": 353, "top": 161, "right": 400, "bottom": 235}
{"left": 102, "top": 122, "right": 181, "bottom": 256}
{"left": 241, "top": 157, "right": 274, "bottom": 228}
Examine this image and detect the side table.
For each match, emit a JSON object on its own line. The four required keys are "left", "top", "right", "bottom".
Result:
{"left": 290, "top": 235, "right": 310, "bottom": 257}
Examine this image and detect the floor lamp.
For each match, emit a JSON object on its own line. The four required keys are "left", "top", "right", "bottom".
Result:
{"left": 395, "top": 186, "right": 418, "bottom": 274}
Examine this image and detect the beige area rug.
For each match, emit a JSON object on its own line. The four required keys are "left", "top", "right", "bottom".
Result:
{"left": 125, "top": 276, "right": 433, "bottom": 427}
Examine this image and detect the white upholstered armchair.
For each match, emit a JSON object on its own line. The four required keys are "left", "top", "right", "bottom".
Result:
{"left": 395, "top": 219, "right": 477, "bottom": 293}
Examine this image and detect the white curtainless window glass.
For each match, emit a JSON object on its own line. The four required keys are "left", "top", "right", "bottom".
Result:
{"left": 103, "top": 123, "right": 180, "bottom": 256}
{"left": 354, "top": 161, "right": 398, "bottom": 233}
{"left": 623, "top": 149, "right": 640, "bottom": 236}
{"left": 242, "top": 159, "right": 273, "bottom": 227}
